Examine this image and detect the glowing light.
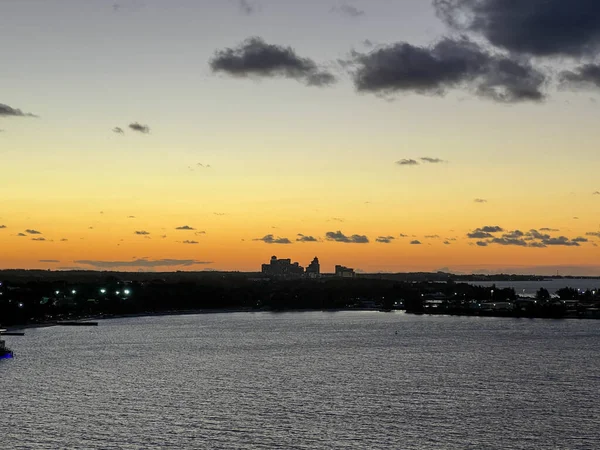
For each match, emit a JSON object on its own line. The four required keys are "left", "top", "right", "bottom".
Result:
{"left": 55, "top": 291, "right": 60, "bottom": 295}
{"left": 116, "top": 291, "right": 120, "bottom": 295}
{"left": 100, "top": 289, "right": 106, "bottom": 294}
{"left": 124, "top": 289, "right": 130, "bottom": 295}
{"left": 71, "top": 290, "right": 77, "bottom": 295}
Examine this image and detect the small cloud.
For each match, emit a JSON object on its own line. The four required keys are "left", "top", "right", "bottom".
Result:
{"left": 39, "top": 259, "right": 60, "bottom": 263}
{"left": 443, "top": 240, "right": 451, "bottom": 245}
{"left": 593, "top": 191, "right": 600, "bottom": 195}
{"left": 424, "top": 235, "right": 440, "bottom": 239}
{"left": 182, "top": 240, "right": 199, "bottom": 245}
{"left": 214, "top": 212, "right": 226, "bottom": 216}
{"left": 134, "top": 230, "right": 150, "bottom": 235}
{"left": 176, "top": 225, "right": 196, "bottom": 231}
{"left": 0, "top": 103, "right": 37, "bottom": 118}
{"left": 396, "top": 159, "right": 419, "bottom": 166}
{"left": 573, "top": 217, "right": 579, "bottom": 219}
{"left": 376, "top": 236, "right": 395, "bottom": 244}
{"left": 572, "top": 237, "right": 588, "bottom": 243}
{"left": 297, "top": 234, "right": 318, "bottom": 242}
{"left": 60, "top": 238, "right": 68, "bottom": 242}
{"left": 474, "top": 198, "right": 487, "bottom": 203}
{"left": 195, "top": 231, "right": 206, "bottom": 236}
{"left": 127, "top": 216, "right": 136, "bottom": 219}
{"left": 236, "top": 0, "right": 258, "bottom": 15}
{"left": 331, "top": 217, "right": 345, "bottom": 222}
{"left": 16, "top": 233, "right": 26, "bottom": 237}
{"left": 420, "top": 157, "right": 445, "bottom": 164}
{"left": 210, "top": 37, "right": 336, "bottom": 87}
{"left": 129, "top": 122, "right": 150, "bottom": 134}
{"left": 0, "top": 225, "right": 6, "bottom": 229}
{"left": 112, "top": 127, "right": 124, "bottom": 134}
{"left": 331, "top": 4, "right": 365, "bottom": 18}
{"left": 326, "top": 230, "right": 369, "bottom": 244}
{"left": 25, "top": 229, "right": 42, "bottom": 235}
{"left": 540, "top": 228, "right": 559, "bottom": 232}
{"left": 399, "top": 234, "right": 409, "bottom": 238}
{"left": 476, "top": 241, "right": 488, "bottom": 247}
{"left": 410, "top": 240, "right": 422, "bottom": 245}
{"left": 254, "top": 234, "right": 293, "bottom": 244}
{"left": 586, "top": 231, "right": 600, "bottom": 238}
{"left": 32, "top": 237, "right": 46, "bottom": 241}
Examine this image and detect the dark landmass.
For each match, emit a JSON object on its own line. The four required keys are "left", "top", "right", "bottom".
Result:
{"left": 1, "top": 271, "right": 599, "bottom": 327}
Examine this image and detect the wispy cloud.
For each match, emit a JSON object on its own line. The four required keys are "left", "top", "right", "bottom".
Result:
{"left": 112, "top": 127, "right": 124, "bottom": 134}
{"left": 134, "top": 230, "right": 150, "bottom": 235}
{"left": 396, "top": 159, "right": 419, "bottom": 166}
{"left": 176, "top": 225, "right": 196, "bottom": 231}
{"left": 0, "top": 103, "right": 37, "bottom": 117}
{"left": 254, "top": 234, "right": 293, "bottom": 244}
{"left": 331, "top": 4, "right": 365, "bottom": 18}
{"left": 326, "top": 231, "right": 369, "bottom": 244}
{"left": 376, "top": 236, "right": 395, "bottom": 244}
{"left": 25, "top": 229, "right": 42, "bottom": 235}
{"left": 420, "top": 157, "right": 445, "bottom": 164}
{"left": 182, "top": 240, "right": 199, "bottom": 245}
{"left": 32, "top": 237, "right": 46, "bottom": 241}
{"left": 39, "top": 259, "right": 60, "bottom": 263}
{"left": 297, "top": 234, "right": 318, "bottom": 242}
{"left": 0, "top": 225, "right": 6, "bottom": 229}
{"left": 74, "top": 258, "right": 213, "bottom": 268}
{"left": 474, "top": 198, "right": 487, "bottom": 203}
{"left": 236, "top": 0, "right": 258, "bottom": 15}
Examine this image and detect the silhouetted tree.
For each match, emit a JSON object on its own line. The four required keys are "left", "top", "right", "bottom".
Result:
{"left": 536, "top": 287, "right": 550, "bottom": 301}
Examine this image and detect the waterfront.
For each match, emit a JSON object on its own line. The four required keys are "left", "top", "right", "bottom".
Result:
{"left": 468, "top": 279, "right": 600, "bottom": 296}
{"left": 2, "top": 312, "right": 599, "bottom": 449}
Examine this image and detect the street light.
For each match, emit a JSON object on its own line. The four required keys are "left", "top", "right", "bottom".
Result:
{"left": 100, "top": 289, "right": 106, "bottom": 294}
{"left": 71, "top": 290, "right": 77, "bottom": 295}
{"left": 124, "top": 289, "right": 130, "bottom": 295}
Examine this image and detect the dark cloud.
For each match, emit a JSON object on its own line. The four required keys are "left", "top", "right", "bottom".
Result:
{"left": 60, "top": 238, "right": 68, "bottom": 242}
{"left": 182, "top": 240, "right": 199, "bottom": 245}
{"left": 331, "top": 4, "right": 365, "bottom": 18}
{"left": 443, "top": 240, "right": 451, "bottom": 245}
{"left": 25, "top": 229, "right": 42, "bottom": 235}
{"left": 474, "top": 198, "right": 487, "bottom": 203}
{"left": 542, "top": 236, "right": 581, "bottom": 246}
{"left": 112, "top": 127, "right": 124, "bottom": 134}
{"left": 326, "top": 230, "right": 369, "bottom": 244}
{"left": 586, "top": 232, "right": 600, "bottom": 238}
{"left": 410, "top": 240, "right": 422, "bottom": 245}
{"left": 399, "top": 234, "right": 409, "bottom": 238}
{"left": 476, "top": 241, "right": 488, "bottom": 247}
{"left": 560, "top": 64, "right": 600, "bottom": 90}
{"left": 129, "top": 122, "right": 150, "bottom": 134}
{"left": 16, "top": 233, "right": 26, "bottom": 237}
{"left": 467, "top": 226, "right": 503, "bottom": 239}
{"left": 540, "top": 228, "right": 559, "bottom": 232}
{"left": 424, "top": 235, "right": 440, "bottom": 239}
{"left": 210, "top": 37, "right": 336, "bottom": 87}
{"left": 572, "top": 237, "right": 589, "bottom": 243}
{"left": 490, "top": 237, "right": 528, "bottom": 246}
{"left": 134, "top": 230, "right": 150, "bottom": 235}
{"left": 31, "top": 237, "right": 46, "bottom": 241}
{"left": 254, "top": 234, "right": 293, "bottom": 244}
{"left": 481, "top": 226, "right": 503, "bottom": 233}
{"left": 297, "top": 234, "right": 318, "bottom": 242}
{"left": 74, "top": 258, "right": 212, "bottom": 268}
{"left": 376, "top": 236, "right": 395, "bottom": 243}
{"left": 468, "top": 230, "right": 493, "bottom": 239}
{"left": 176, "top": 225, "right": 196, "bottom": 231}
{"left": 349, "top": 37, "right": 545, "bottom": 102}
{"left": 0, "top": 103, "right": 37, "bottom": 117}
{"left": 434, "top": 0, "right": 600, "bottom": 58}
{"left": 396, "top": 159, "right": 419, "bottom": 166}
{"left": 420, "top": 157, "right": 445, "bottom": 164}
{"left": 39, "top": 260, "right": 60, "bottom": 263}
{"left": 0, "top": 225, "right": 6, "bottom": 229}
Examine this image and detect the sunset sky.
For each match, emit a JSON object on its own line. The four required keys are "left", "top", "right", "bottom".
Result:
{"left": 2, "top": 0, "right": 600, "bottom": 275}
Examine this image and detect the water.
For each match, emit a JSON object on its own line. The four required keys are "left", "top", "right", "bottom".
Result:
{"left": 1, "top": 312, "right": 599, "bottom": 449}
{"left": 467, "top": 279, "right": 600, "bottom": 296}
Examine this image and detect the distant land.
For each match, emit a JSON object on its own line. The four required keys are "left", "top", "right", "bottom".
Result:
{"left": 1, "top": 269, "right": 599, "bottom": 284}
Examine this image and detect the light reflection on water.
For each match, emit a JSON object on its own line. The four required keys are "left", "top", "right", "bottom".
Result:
{"left": 2, "top": 312, "right": 599, "bottom": 449}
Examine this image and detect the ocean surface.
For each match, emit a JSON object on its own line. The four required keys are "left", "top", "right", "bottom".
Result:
{"left": 2, "top": 312, "right": 599, "bottom": 449}
{"left": 467, "top": 279, "right": 600, "bottom": 296}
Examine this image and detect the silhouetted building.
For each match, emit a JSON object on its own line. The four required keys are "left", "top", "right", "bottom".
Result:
{"left": 262, "top": 256, "right": 304, "bottom": 277}
{"left": 335, "top": 265, "right": 355, "bottom": 278}
{"left": 305, "top": 257, "right": 321, "bottom": 278}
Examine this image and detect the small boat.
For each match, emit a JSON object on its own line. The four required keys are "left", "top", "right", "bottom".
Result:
{"left": 0, "top": 333, "right": 13, "bottom": 359}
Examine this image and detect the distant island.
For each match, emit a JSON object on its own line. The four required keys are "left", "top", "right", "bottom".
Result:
{"left": 1, "top": 270, "right": 599, "bottom": 328}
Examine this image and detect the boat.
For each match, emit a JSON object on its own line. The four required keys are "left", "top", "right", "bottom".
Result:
{"left": 0, "top": 330, "right": 13, "bottom": 359}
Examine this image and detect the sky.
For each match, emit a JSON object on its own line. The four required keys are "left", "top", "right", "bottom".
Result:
{"left": 2, "top": 0, "right": 600, "bottom": 275}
